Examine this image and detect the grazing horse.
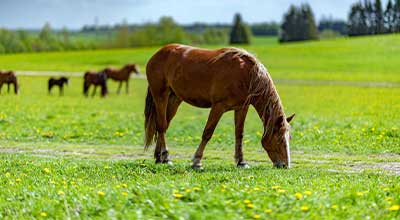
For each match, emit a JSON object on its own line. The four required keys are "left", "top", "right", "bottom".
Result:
{"left": 105, "top": 64, "right": 139, "bottom": 94}
{"left": 144, "top": 44, "right": 295, "bottom": 169}
{"left": 0, "top": 71, "right": 18, "bottom": 95}
{"left": 48, "top": 77, "right": 69, "bottom": 95}
{"left": 83, "top": 70, "right": 108, "bottom": 97}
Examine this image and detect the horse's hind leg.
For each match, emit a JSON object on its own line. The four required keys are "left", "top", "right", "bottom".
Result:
{"left": 234, "top": 107, "right": 250, "bottom": 168}
{"left": 192, "top": 104, "right": 225, "bottom": 169}
{"left": 92, "top": 86, "right": 97, "bottom": 97}
{"left": 125, "top": 80, "right": 129, "bottom": 94}
{"left": 166, "top": 92, "right": 182, "bottom": 128}
{"left": 153, "top": 89, "right": 171, "bottom": 164}
{"left": 117, "top": 82, "right": 122, "bottom": 94}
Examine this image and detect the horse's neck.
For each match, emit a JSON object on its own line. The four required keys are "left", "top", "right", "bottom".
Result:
{"left": 252, "top": 89, "right": 283, "bottom": 126}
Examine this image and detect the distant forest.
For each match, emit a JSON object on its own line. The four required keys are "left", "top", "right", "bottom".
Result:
{"left": 0, "top": 0, "right": 399, "bottom": 53}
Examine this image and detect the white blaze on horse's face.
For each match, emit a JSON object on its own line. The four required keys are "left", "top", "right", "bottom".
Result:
{"left": 285, "top": 131, "right": 291, "bottom": 168}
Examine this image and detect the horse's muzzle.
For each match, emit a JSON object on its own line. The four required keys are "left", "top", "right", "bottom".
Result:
{"left": 274, "top": 161, "right": 289, "bottom": 169}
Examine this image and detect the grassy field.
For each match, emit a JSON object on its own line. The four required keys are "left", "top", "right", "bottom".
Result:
{"left": 0, "top": 35, "right": 400, "bottom": 82}
{"left": 0, "top": 35, "right": 400, "bottom": 219}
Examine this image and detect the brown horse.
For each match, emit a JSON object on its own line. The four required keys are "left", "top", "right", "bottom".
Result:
{"left": 48, "top": 77, "right": 69, "bottom": 96}
{"left": 105, "top": 64, "right": 139, "bottom": 94}
{"left": 0, "top": 71, "right": 18, "bottom": 95}
{"left": 145, "top": 44, "right": 295, "bottom": 169}
{"left": 83, "top": 70, "right": 108, "bottom": 97}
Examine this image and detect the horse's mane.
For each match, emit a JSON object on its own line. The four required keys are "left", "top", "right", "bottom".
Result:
{"left": 211, "top": 47, "right": 287, "bottom": 139}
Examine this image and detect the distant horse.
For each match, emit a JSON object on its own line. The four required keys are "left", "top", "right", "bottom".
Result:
{"left": 83, "top": 70, "right": 108, "bottom": 97}
{"left": 145, "top": 44, "right": 295, "bottom": 169}
{"left": 48, "top": 77, "right": 69, "bottom": 95}
{"left": 0, "top": 71, "right": 18, "bottom": 95}
{"left": 105, "top": 64, "right": 139, "bottom": 94}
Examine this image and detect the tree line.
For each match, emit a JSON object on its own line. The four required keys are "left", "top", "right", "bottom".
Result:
{"left": 348, "top": 0, "right": 400, "bottom": 36}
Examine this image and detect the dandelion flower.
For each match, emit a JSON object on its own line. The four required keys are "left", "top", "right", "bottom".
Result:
{"left": 244, "top": 199, "right": 252, "bottom": 204}
{"left": 15, "top": 178, "right": 21, "bottom": 183}
{"left": 331, "top": 205, "right": 338, "bottom": 209}
{"left": 185, "top": 189, "right": 192, "bottom": 193}
{"left": 121, "top": 192, "right": 128, "bottom": 196}
{"left": 173, "top": 193, "right": 184, "bottom": 199}
{"left": 40, "top": 212, "right": 47, "bottom": 217}
{"left": 97, "top": 191, "right": 105, "bottom": 197}
{"left": 389, "top": 205, "right": 400, "bottom": 211}
{"left": 264, "top": 209, "right": 273, "bottom": 213}
{"left": 277, "top": 189, "right": 286, "bottom": 194}
{"left": 43, "top": 168, "right": 50, "bottom": 174}
{"left": 304, "top": 191, "right": 312, "bottom": 196}
{"left": 246, "top": 203, "right": 254, "bottom": 209}
{"left": 121, "top": 183, "right": 128, "bottom": 188}
{"left": 301, "top": 206, "right": 310, "bottom": 212}
{"left": 272, "top": 186, "right": 280, "bottom": 189}
{"left": 356, "top": 192, "right": 364, "bottom": 196}
{"left": 57, "top": 191, "right": 65, "bottom": 196}
{"left": 386, "top": 197, "right": 393, "bottom": 203}
{"left": 295, "top": 192, "right": 303, "bottom": 199}
{"left": 5, "top": 172, "right": 10, "bottom": 177}
{"left": 253, "top": 214, "right": 261, "bottom": 219}
{"left": 193, "top": 187, "right": 201, "bottom": 192}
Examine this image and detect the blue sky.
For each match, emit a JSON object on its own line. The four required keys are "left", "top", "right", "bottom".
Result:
{"left": 0, "top": 0, "right": 385, "bottom": 29}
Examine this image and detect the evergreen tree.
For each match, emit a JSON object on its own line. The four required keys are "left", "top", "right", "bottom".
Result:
{"left": 348, "top": 2, "right": 368, "bottom": 36}
{"left": 374, "top": 0, "right": 385, "bottom": 34}
{"left": 39, "top": 22, "right": 53, "bottom": 42}
{"left": 384, "top": 0, "right": 395, "bottom": 33}
{"left": 280, "top": 4, "right": 318, "bottom": 42}
{"left": 395, "top": 0, "right": 400, "bottom": 32}
{"left": 229, "top": 13, "right": 251, "bottom": 44}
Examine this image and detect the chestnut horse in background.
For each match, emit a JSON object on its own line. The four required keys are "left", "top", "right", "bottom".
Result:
{"left": 145, "top": 44, "right": 295, "bottom": 169}
{"left": 48, "top": 77, "right": 69, "bottom": 96}
{"left": 0, "top": 71, "right": 18, "bottom": 95}
{"left": 83, "top": 70, "right": 108, "bottom": 97}
{"left": 105, "top": 64, "right": 139, "bottom": 94}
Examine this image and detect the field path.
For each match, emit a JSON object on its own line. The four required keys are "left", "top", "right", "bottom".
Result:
{"left": 16, "top": 70, "right": 400, "bottom": 87}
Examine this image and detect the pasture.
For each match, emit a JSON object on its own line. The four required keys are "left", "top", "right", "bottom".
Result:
{"left": 0, "top": 35, "right": 399, "bottom": 219}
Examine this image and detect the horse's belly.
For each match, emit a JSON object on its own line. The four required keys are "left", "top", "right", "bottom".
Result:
{"left": 182, "top": 97, "right": 212, "bottom": 108}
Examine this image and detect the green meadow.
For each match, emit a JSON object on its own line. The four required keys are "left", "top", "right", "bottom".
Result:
{"left": 0, "top": 36, "right": 399, "bottom": 219}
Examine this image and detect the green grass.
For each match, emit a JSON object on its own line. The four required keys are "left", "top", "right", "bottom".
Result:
{"left": 0, "top": 36, "right": 399, "bottom": 219}
{"left": 1, "top": 35, "right": 400, "bottom": 82}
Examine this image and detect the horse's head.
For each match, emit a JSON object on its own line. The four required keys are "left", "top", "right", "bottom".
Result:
{"left": 126, "top": 64, "right": 139, "bottom": 75}
{"left": 261, "top": 114, "right": 295, "bottom": 169}
{"left": 61, "top": 77, "right": 69, "bottom": 86}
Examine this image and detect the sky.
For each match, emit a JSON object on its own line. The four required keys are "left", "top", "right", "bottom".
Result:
{"left": 0, "top": 0, "right": 386, "bottom": 29}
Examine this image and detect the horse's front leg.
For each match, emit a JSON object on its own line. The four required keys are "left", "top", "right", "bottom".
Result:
{"left": 192, "top": 104, "right": 225, "bottom": 169}
{"left": 60, "top": 85, "right": 64, "bottom": 96}
{"left": 234, "top": 106, "right": 250, "bottom": 168}
{"left": 7, "top": 83, "right": 10, "bottom": 93}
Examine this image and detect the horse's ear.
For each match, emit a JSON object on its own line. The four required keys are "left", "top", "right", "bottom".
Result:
{"left": 286, "top": 114, "right": 295, "bottom": 123}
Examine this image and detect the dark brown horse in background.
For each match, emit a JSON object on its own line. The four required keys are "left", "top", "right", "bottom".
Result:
{"left": 105, "top": 64, "right": 139, "bottom": 94}
{"left": 145, "top": 44, "right": 294, "bottom": 169}
{"left": 0, "top": 71, "right": 18, "bottom": 95}
{"left": 48, "top": 77, "right": 69, "bottom": 96}
{"left": 83, "top": 70, "right": 108, "bottom": 97}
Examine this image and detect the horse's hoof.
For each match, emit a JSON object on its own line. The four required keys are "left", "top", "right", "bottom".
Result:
{"left": 237, "top": 162, "right": 250, "bottom": 169}
{"left": 191, "top": 164, "right": 203, "bottom": 171}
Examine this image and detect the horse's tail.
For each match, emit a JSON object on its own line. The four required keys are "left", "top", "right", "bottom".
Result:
{"left": 144, "top": 86, "right": 157, "bottom": 149}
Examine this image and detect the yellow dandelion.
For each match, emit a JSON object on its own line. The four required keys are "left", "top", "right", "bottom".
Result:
{"left": 301, "top": 206, "right": 310, "bottom": 212}
{"left": 386, "top": 197, "right": 393, "bottom": 203}
{"left": 43, "top": 168, "right": 50, "bottom": 174}
{"left": 253, "top": 214, "right": 261, "bottom": 219}
{"left": 383, "top": 187, "right": 390, "bottom": 191}
{"left": 121, "top": 183, "right": 128, "bottom": 188}
{"left": 70, "top": 181, "right": 76, "bottom": 185}
{"left": 193, "top": 187, "right": 201, "bottom": 192}
{"left": 295, "top": 192, "right": 303, "bottom": 199}
{"left": 15, "top": 178, "right": 21, "bottom": 183}
{"left": 246, "top": 203, "right": 254, "bottom": 209}
{"left": 5, "top": 172, "right": 10, "bottom": 177}
{"left": 121, "top": 192, "right": 128, "bottom": 196}
{"left": 244, "top": 199, "right": 252, "bottom": 204}
{"left": 331, "top": 205, "right": 338, "bottom": 209}
{"left": 356, "top": 192, "right": 364, "bottom": 196}
{"left": 97, "top": 191, "right": 105, "bottom": 197}
{"left": 389, "top": 205, "right": 400, "bottom": 211}
{"left": 254, "top": 187, "right": 260, "bottom": 191}
{"left": 304, "top": 190, "right": 312, "bottom": 196}
{"left": 185, "top": 188, "right": 192, "bottom": 193}
{"left": 264, "top": 209, "right": 273, "bottom": 213}
{"left": 57, "top": 191, "right": 65, "bottom": 196}
{"left": 49, "top": 180, "right": 56, "bottom": 184}
{"left": 277, "top": 189, "right": 286, "bottom": 194}
{"left": 40, "top": 212, "right": 47, "bottom": 217}
{"left": 173, "top": 193, "right": 184, "bottom": 199}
